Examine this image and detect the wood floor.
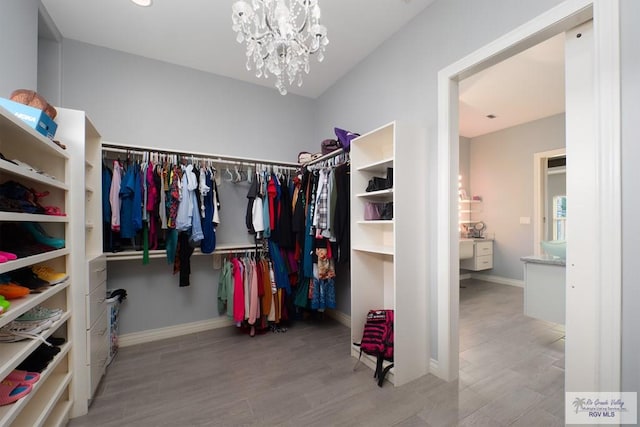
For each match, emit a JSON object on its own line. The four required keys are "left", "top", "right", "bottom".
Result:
{"left": 68, "top": 279, "right": 565, "bottom": 426}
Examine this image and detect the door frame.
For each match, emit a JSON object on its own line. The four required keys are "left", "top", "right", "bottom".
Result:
{"left": 436, "top": 0, "right": 620, "bottom": 394}
{"left": 533, "top": 148, "right": 566, "bottom": 255}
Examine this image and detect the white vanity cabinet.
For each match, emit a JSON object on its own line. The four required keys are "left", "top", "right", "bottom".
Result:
{"left": 460, "top": 240, "right": 493, "bottom": 271}
{"left": 521, "top": 256, "right": 566, "bottom": 324}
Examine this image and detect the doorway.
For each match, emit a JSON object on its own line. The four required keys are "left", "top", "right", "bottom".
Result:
{"left": 435, "top": 0, "right": 621, "bottom": 398}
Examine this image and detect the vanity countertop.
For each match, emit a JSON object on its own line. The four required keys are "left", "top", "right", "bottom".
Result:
{"left": 520, "top": 255, "right": 566, "bottom": 266}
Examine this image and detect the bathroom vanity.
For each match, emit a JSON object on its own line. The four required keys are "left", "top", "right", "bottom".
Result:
{"left": 460, "top": 239, "right": 493, "bottom": 271}
{"left": 520, "top": 255, "right": 566, "bottom": 324}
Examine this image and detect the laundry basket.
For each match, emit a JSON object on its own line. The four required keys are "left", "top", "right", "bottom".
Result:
{"left": 106, "top": 294, "right": 122, "bottom": 366}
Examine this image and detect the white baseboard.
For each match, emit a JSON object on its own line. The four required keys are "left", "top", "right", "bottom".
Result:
{"left": 119, "top": 317, "right": 234, "bottom": 348}
{"left": 470, "top": 273, "right": 524, "bottom": 288}
{"left": 429, "top": 358, "right": 442, "bottom": 378}
{"left": 325, "top": 309, "right": 351, "bottom": 327}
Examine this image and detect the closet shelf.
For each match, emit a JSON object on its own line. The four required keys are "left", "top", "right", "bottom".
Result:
{"left": 1, "top": 344, "right": 72, "bottom": 427}
{"left": 0, "top": 312, "right": 71, "bottom": 385}
{"left": 356, "top": 220, "right": 394, "bottom": 225}
{"left": 0, "top": 249, "right": 70, "bottom": 275}
{"left": 0, "top": 281, "right": 69, "bottom": 329}
{"left": 356, "top": 157, "right": 394, "bottom": 174}
{"left": 0, "top": 212, "right": 69, "bottom": 223}
{"left": 355, "top": 189, "right": 393, "bottom": 199}
{"left": 0, "top": 161, "right": 68, "bottom": 191}
{"left": 459, "top": 199, "right": 482, "bottom": 204}
{"left": 352, "top": 245, "right": 394, "bottom": 256}
{"left": 105, "top": 243, "right": 258, "bottom": 261}
{"left": 0, "top": 105, "right": 70, "bottom": 160}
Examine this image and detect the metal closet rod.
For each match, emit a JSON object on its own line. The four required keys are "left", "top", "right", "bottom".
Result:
{"left": 303, "top": 148, "right": 348, "bottom": 167}
{"left": 101, "top": 142, "right": 300, "bottom": 170}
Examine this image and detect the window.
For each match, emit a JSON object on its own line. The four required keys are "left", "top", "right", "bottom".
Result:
{"left": 552, "top": 195, "right": 567, "bottom": 240}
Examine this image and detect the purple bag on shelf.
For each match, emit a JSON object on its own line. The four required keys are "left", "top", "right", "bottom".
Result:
{"left": 364, "top": 202, "right": 393, "bottom": 220}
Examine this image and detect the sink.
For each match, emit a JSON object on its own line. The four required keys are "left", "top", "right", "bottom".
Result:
{"left": 541, "top": 240, "right": 566, "bottom": 259}
{"left": 460, "top": 239, "right": 474, "bottom": 260}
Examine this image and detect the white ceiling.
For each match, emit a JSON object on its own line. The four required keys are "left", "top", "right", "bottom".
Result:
{"left": 40, "top": 1, "right": 565, "bottom": 133}
{"left": 40, "top": 0, "right": 435, "bottom": 98}
{"left": 459, "top": 33, "right": 566, "bottom": 138}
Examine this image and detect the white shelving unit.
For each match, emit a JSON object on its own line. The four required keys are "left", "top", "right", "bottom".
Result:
{"left": 54, "top": 108, "right": 105, "bottom": 415}
{"left": 0, "top": 105, "right": 74, "bottom": 426}
{"left": 349, "top": 121, "right": 429, "bottom": 386}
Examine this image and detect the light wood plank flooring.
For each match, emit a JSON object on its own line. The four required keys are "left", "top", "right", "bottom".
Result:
{"left": 69, "top": 279, "right": 564, "bottom": 426}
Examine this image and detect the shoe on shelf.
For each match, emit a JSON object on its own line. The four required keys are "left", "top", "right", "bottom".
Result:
{"left": 0, "top": 318, "right": 53, "bottom": 343}
{"left": 5, "top": 370, "right": 40, "bottom": 385}
{"left": 21, "top": 223, "right": 65, "bottom": 249}
{"left": 0, "top": 380, "right": 32, "bottom": 406}
{"left": 15, "top": 306, "right": 63, "bottom": 322}
{"left": 0, "top": 283, "right": 30, "bottom": 299}
{"left": 7, "top": 268, "right": 50, "bottom": 290}
{"left": 30, "top": 265, "right": 68, "bottom": 285}
{"left": 0, "top": 251, "right": 17, "bottom": 261}
{"left": 0, "top": 295, "right": 10, "bottom": 313}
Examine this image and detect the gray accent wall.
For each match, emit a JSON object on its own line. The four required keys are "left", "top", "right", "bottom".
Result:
{"left": 469, "top": 114, "right": 565, "bottom": 281}
{"left": 621, "top": 0, "right": 640, "bottom": 407}
{"left": 60, "top": 39, "right": 316, "bottom": 161}
{"left": 0, "top": 0, "right": 39, "bottom": 97}
{"left": 56, "top": 40, "right": 317, "bottom": 335}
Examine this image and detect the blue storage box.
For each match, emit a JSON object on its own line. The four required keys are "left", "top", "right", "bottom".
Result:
{"left": 0, "top": 97, "right": 58, "bottom": 139}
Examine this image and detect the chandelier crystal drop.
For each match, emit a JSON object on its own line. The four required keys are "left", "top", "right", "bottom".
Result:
{"left": 231, "top": 0, "right": 329, "bottom": 95}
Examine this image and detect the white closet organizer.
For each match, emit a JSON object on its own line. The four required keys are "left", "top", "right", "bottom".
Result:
{"left": 100, "top": 142, "right": 299, "bottom": 261}
{"left": 0, "top": 106, "right": 73, "bottom": 426}
{"left": 350, "top": 121, "right": 429, "bottom": 386}
{"left": 54, "top": 108, "right": 106, "bottom": 413}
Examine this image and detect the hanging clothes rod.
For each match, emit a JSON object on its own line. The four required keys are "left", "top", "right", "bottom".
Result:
{"left": 303, "top": 148, "right": 348, "bottom": 167}
{"left": 101, "top": 141, "right": 300, "bottom": 169}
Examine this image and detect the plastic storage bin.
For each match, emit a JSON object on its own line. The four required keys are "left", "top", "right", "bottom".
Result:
{"left": 106, "top": 295, "right": 121, "bottom": 365}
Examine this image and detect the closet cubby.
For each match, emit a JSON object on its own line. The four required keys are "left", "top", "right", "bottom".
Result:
{"left": 350, "top": 121, "right": 429, "bottom": 387}
{"left": 0, "top": 105, "right": 74, "bottom": 426}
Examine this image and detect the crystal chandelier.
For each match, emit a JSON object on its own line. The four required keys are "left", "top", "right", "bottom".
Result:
{"left": 231, "top": 0, "right": 329, "bottom": 95}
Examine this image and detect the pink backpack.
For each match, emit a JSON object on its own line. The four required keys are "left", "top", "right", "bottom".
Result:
{"left": 354, "top": 309, "right": 394, "bottom": 386}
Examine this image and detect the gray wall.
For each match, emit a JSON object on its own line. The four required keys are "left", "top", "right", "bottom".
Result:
{"left": 60, "top": 39, "right": 316, "bottom": 162}
{"left": 469, "top": 114, "right": 565, "bottom": 281}
{"left": 37, "top": 38, "right": 61, "bottom": 106}
{"left": 459, "top": 136, "right": 471, "bottom": 195}
{"left": 0, "top": 0, "right": 39, "bottom": 97}
{"left": 621, "top": 0, "right": 640, "bottom": 405}
{"left": 56, "top": 39, "right": 317, "bottom": 335}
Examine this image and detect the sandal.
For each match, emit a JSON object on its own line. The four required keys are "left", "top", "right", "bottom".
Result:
{"left": 5, "top": 370, "right": 39, "bottom": 385}
{"left": 0, "top": 380, "right": 32, "bottom": 406}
